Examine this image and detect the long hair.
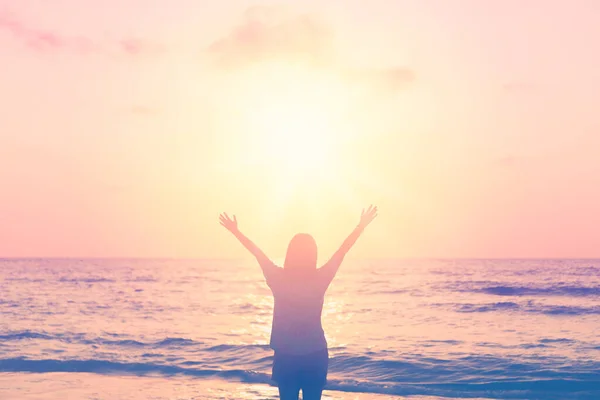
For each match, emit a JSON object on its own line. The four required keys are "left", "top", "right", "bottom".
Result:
{"left": 283, "top": 233, "right": 318, "bottom": 272}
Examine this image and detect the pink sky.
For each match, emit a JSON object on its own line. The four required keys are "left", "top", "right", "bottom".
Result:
{"left": 1, "top": 0, "right": 599, "bottom": 258}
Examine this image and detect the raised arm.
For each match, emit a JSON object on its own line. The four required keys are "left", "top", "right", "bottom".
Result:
{"left": 318, "top": 205, "right": 378, "bottom": 286}
{"left": 219, "top": 213, "right": 281, "bottom": 282}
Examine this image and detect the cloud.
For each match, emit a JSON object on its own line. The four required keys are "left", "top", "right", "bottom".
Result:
{"left": 208, "top": 6, "right": 415, "bottom": 91}
{"left": 0, "top": 10, "right": 162, "bottom": 57}
{"left": 119, "top": 38, "right": 165, "bottom": 56}
{"left": 208, "top": 6, "right": 331, "bottom": 68}
{"left": 0, "top": 10, "right": 66, "bottom": 50}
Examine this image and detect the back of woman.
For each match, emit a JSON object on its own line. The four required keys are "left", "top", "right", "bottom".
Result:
{"left": 269, "top": 269, "right": 328, "bottom": 355}
{"left": 267, "top": 233, "right": 329, "bottom": 356}
{"left": 218, "top": 205, "right": 378, "bottom": 400}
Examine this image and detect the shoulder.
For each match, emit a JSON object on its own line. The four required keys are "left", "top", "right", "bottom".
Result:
{"left": 264, "top": 263, "right": 284, "bottom": 287}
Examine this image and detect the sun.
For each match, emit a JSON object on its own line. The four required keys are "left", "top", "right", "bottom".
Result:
{"left": 249, "top": 100, "right": 334, "bottom": 179}
{"left": 208, "top": 60, "right": 402, "bottom": 236}
{"left": 213, "top": 61, "right": 386, "bottom": 228}
{"left": 227, "top": 61, "right": 352, "bottom": 185}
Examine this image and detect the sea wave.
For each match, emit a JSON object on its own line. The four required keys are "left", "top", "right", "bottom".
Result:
{"left": 436, "top": 301, "right": 600, "bottom": 316}
{"left": 0, "top": 331, "right": 204, "bottom": 348}
{"left": 58, "top": 277, "right": 116, "bottom": 283}
{"left": 450, "top": 282, "right": 600, "bottom": 297}
{"left": 0, "top": 357, "right": 269, "bottom": 380}
{"left": 0, "top": 332, "right": 54, "bottom": 341}
{"left": 1, "top": 357, "right": 599, "bottom": 399}
{"left": 480, "top": 285, "right": 600, "bottom": 297}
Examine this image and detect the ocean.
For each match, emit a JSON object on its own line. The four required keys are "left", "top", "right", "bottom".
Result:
{"left": 0, "top": 258, "right": 599, "bottom": 399}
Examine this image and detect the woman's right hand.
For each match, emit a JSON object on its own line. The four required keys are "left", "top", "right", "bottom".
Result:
{"left": 359, "top": 205, "right": 378, "bottom": 228}
{"left": 219, "top": 213, "right": 239, "bottom": 233}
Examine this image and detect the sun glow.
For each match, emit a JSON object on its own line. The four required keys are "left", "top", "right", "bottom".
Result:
{"left": 212, "top": 61, "right": 393, "bottom": 231}
{"left": 232, "top": 62, "right": 353, "bottom": 183}
{"left": 249, "top": 100, "right": 334, "bottom": 178}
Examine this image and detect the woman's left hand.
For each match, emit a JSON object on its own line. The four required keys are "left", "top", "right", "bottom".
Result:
{"left": 359, "top": 205, "right": 378, "bottom": 228}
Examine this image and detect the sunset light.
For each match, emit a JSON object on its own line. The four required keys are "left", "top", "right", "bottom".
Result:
{"left": 245, "top": 68, "right": 340, "bottom": 179}
{"left": 223, "top": 62, "right": 351, "bottom": 180}
{"left": 2, "top": 1, "right": 600, "bottom": 399}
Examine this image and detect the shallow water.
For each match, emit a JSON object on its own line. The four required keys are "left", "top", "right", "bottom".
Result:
{"left": 0, "top": 372, "right": 464, "bottom": 400}
{"left": 1, "top": 258, "right": 599, "bottom": 399}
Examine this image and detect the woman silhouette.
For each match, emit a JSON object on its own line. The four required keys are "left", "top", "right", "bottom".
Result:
{"left": 219, "top": 205, "right": 378, "bottom": 400}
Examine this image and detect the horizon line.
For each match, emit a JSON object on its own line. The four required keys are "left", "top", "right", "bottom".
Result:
{"left": 1, "top": 256, "right": 599, "bottom": 261}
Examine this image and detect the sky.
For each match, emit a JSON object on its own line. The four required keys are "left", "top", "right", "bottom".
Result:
{"left": 1, "top": 0, "right": 599, "bottom": 259}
